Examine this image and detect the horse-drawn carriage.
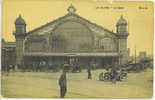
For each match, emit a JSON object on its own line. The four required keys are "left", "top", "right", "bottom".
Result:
{"left": 99, "top": 58, "right": 153, "bottom": 82}
{"left": 99, "top": 64, "right": 128, "bottom": 83}
{"left": 99, "top": 67, "right": 127, "bottom": 82}
{"left": 123, "top": 58, "right": 153, "bottom": 73}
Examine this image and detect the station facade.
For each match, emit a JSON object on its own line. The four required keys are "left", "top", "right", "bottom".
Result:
{"left": 13, "top": 5, "right": 129, "bottom": 68}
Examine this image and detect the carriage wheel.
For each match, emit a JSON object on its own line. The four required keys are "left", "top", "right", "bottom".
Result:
{"left": 120, "top": 73, "right": 127, "bottom": 79}
{"left": 104, "top": 74, "right": 111, "bottom": 81}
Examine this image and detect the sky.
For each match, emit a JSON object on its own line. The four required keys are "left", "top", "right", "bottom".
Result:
{"left": 2, "top": 0, "right": 154, "bottom": 56}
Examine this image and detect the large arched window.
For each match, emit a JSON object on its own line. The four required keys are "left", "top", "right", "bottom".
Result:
{"left": 50, "top": 20, "right": 93, "bottom": 52}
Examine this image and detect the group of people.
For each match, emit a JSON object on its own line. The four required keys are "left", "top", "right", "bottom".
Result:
{"left": 18, "top": 61, "right": 62, "bottom": 72}
{"left": 3, "top": 64, "right": 15, "bottom": 76}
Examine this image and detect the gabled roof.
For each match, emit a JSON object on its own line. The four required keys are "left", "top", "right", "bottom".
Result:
{"left": 27, "top": 8, "right": 117, "bottom": 38}
{"left": 27, "top": 14, "right": 70, "bottom": 35}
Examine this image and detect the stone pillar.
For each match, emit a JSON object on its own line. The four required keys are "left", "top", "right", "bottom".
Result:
{"left": 118, "top": 38, "right": 129, "bottom": 64}
{"left": 15, "top": 36, "right": 25, "bottom": 65}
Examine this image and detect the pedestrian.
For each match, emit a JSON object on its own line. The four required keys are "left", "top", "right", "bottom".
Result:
{"left": 6, "top": 64, "right": 10, "bottom": 76}
{"left": 88, "top": 67, "right": 92, "bottom": 79}
{"left": 12, "top": 64, "right": 15, "bottom": 72}
{"left": 111, "top": 67, "right": 118, "bottom": 84}
{"left": 58, "top": 70, "right": 67, "bottom": 98}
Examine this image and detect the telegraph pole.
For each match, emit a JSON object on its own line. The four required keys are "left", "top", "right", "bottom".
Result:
{"left": 135, "top": 46, "right": 136, "bottom": 63}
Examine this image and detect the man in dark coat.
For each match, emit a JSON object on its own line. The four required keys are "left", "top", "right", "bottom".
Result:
{"left": 59, "top": 71, "right": 67, "bottom": 98}
{"left": 111, "top": 67, "right": 118, "bottom": 83}
{"left": 87, "top": 67, "right": 92, "bottom": 79}
{"left": 12, "top": 64, "right": 15, "bottom": 72}
{"left": 6, "top": 64, "right": 10, "bottom": 76}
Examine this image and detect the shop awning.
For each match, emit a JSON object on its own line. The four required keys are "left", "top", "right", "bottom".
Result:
{"left": 24, "top": 52, "right": 119, "bottom": 57}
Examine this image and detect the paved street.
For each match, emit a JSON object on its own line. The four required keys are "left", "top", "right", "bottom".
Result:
{"left": 1, "top": 68, "right": 153, "bottom": 98}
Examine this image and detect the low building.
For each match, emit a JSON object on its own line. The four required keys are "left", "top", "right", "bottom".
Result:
{"left": 2, "top": 39, "right": 16, "bottom": 70}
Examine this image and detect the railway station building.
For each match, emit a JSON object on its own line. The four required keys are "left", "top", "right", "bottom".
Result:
{"left": 13, "top": 5, "right": 130, "bottom": 68}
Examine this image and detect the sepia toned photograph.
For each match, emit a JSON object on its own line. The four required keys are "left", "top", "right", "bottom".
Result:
{"left": 1, "top": 0, "right": 154, "bottom": 98}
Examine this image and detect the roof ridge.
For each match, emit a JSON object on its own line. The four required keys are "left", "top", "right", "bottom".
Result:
{"left": 72, "top": 14, "right": 117, "bottom": 35}
{"left": 27, "top": 13, "right": 71, "bottom": 35}
{"left": 27, "top": 13, "right": 116, "bottom": 36}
